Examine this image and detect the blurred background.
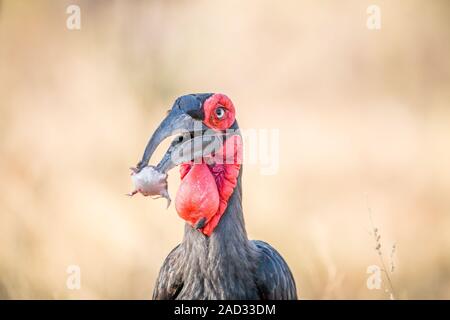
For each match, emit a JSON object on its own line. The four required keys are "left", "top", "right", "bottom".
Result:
{"left": 1, "top": 0, "right": 450, "bottom": 299}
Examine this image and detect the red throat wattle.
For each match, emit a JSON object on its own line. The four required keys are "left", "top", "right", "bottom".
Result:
{"left": 175, "top": 135, "right": 242, "bottom": 236}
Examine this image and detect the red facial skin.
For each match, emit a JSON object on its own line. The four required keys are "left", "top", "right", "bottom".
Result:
{"left": 203, "top": 93, "right": 235, "bottom": 130}
{"left": 175, "top": 94, "right": 241, "bottom": 236}
{"left": 175, "top": 163, "right": 220, "bottom": 227}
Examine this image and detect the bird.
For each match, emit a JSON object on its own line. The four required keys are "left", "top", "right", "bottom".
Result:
{"left": 135, "top": 93, "right": 297, "bottom": 300}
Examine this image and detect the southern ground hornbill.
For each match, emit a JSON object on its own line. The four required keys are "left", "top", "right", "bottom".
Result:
{"left": 133, "top": 93, "right": 297, "bottom": 300}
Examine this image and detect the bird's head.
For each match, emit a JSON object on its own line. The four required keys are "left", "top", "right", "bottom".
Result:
{"left": 137, "top": 93, "right": 242, "bottom": 236}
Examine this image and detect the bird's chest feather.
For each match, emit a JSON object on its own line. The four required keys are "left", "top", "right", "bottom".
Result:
{"left": 176, "top": 225, "right": 259, "bottom": 300}
{"left": 176, "top": 254, "right": 259, "bottom": 300}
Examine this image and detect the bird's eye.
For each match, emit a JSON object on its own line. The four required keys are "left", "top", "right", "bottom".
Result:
{"left": 215, "top": 106, "right": 225, "bottom": 119}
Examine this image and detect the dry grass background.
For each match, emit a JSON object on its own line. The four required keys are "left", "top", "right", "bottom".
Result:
{"left": 1, "top": 0, "right": 450, "bottom": 299}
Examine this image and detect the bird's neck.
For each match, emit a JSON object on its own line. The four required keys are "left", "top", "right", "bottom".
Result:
{"left": 182, "top": 171, "right": 249, "bottom": 246}
{"left": 181, "top": 171, "right": 256, "bottom": 271}
{"left": 179, "top": 172, "right": 259, "bottom": 299}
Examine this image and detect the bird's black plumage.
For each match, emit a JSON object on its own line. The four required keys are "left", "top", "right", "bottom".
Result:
{"left": 152, "top": 170, "right": 297, "bottom": 300}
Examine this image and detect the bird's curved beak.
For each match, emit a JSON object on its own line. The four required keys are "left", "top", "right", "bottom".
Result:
{"left": 136, "top": 107, "right": 222, "bottom": 173}
{"left": 136, "top": 108, "right": 198, "bottom": 171}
